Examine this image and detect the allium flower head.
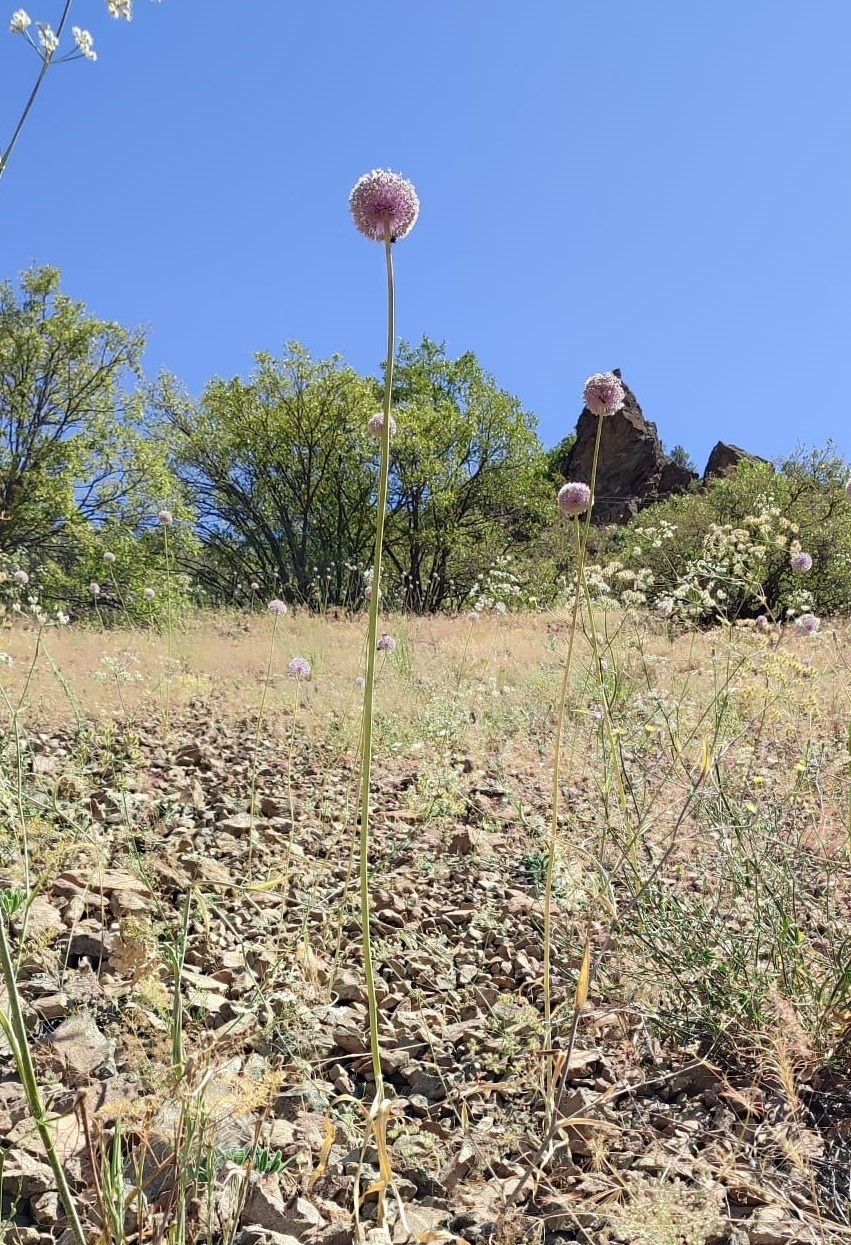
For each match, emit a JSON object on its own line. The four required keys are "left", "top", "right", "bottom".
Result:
{"left": 583, "top": 372, "right": 625, "bottom": 417}
{"left": 13, "top": 569, "right": 29, "bottom": 584}
{"left": 143, "top": 587, "right": 155, "bottom": 600}
{"left": 656, "top": 598, "right": 674, "bottom": 618}
{"left": 10, "top": 9, "right": 30, "bottom": 32}
{"left": 288, "top": 657, "right": 311, "bottom": 679}
{"left": 755, "top": 614, "right": 770, "bottom": 631}
{"left": 89, "top": 582, "right": 101, "bottom": 596}
{"left": 158, "top": 509, "right": 173, "bottom": 526}
{"left": 267, "top": 599, "right": 287, "bottom": 616}
{"left": 103, "top": 551, "right": 116, "bottom": 564}
{"left": 367, "top": 412, "right": 397, "bottom": 439}
{"left": 467, "top": 611, "right": 480, "bottom": 623}
{"left": 377, "top": 634, "right": 396, "bottom": 652}
{"left": 557, "top": 481, "right": 592, "bottom": 517}
{"left": 790, "top": 551, "right": 812, "bottom": 573}
{"left": 364, "top": 585, "right": 373, "bottom": 599}
{"left": 355, "top": 675, "right": 366, "bottom": 689}
{"left": 796, "top": 613, "right": 820, "bottom": 636}
{"left": 250, "top": 581, "right": 259, "bottom": 591}
{"left": 349, "top": 169, "right": 419, "bottom": 242}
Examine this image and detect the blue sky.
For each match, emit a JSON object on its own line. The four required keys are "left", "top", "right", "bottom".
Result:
{"left": 2, "top": 1, "right": 849, "bottom": 472}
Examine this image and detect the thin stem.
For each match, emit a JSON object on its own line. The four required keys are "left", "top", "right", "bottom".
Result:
{"left": 543, "top": 411, "right": 605, "bottom": 1115}
{"left": 358, "top": 223, "right": 396, "bottom": 1103}
{"left": 0, "top": 0, "right": 74, "bottom": 185}
{"left": 163, "top": 523, "right": 174, "bottom": 729}
{"left": 0, "top": 914, "right": 88, "bottom": 1245}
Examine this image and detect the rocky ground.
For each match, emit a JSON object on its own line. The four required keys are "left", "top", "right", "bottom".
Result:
{"left": 2, "top": 701, "right": 850, "bottom": 1244}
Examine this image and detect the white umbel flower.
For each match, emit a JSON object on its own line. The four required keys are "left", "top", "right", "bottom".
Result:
{"left": 36, "top": 20, "right": 58, "bottom": 53}
{"left": 72, "top": 26, "right": 96, "bottom": 59}
{"left": 105, "top": 0, "right": 133, "bottom": 18}
{"left": 10, "top": 9, "right": 31, "bottom": 32}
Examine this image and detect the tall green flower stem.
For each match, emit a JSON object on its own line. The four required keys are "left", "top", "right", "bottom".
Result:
{"left": 356, "top": 221, "right": 397, "bottom": 1215}
{"left": 542, "top": 411, "right": 605, "bottom": 1119}
{"left": 0, "top": 905, "right": 88, "bottom": 1245}
{"left": 0, "top": 1, "right": 73, "bottom": 186}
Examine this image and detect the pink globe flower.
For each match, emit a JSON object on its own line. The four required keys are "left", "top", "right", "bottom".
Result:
{"left": 268, "top": 599, "right": 288, "bottom": 616}
{"left": 377, "top": 634, "right": 396, "bottom": 652}
{"left": 13, "top": 569, "right": 28, "bottom": 584}
{"left": 355, "top": 675, "right": 366, "bottom": 689}
{"left": 158, "top": 509, "right": 173, "bottom": 526}
{"left": 755, "top": 614, "right": 770, "bottom": 631}
{"left": 90, "top": 582, "right": 101, "bottom": 596}
{"left": 656, "top": 598, "right": 674, "bottom": 618}
{"left": 368, "top": 412, "right": 397, "bottom": 438}
{"left": 583, "top": 372, "right": 625, "bottom": 417}
{"left": 796, "top": 613, "right": 820, "bottom": 636}
{"left": 288, "top": 657, "right": 311, "bottom": 679}
{"left": 143, "top": 587, "right": 156, "bottom": 600}
{"left": 467, "top": 611, "right": 480, "bottom": 623}
{"left": 364, "top": 585, "right": 373, "bottom": 600}
{"left": 349, "top": 169, "right": 420, "bottom": 242}
{"left": 557, "top": 481, "right": 592, "bottom": 517}
{"left": 250, "top": 581, "right": 260, "bottom": 591}
{"left": 103, "top": 551, "right": 116, "bottom": 564}
{"left": 790, "top": 551, "right": 812, "bottom": 572}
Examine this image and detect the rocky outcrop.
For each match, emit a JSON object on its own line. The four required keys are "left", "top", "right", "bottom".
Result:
{"left": 557, "top": 370, "right": 697, "bottom": 524}
{"left": 704, "top": 441, "right": 772, "bottom": 480}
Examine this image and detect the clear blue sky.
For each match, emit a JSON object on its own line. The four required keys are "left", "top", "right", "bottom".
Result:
{"left": 2, "top": 1, "right": 849, "bottom": 472}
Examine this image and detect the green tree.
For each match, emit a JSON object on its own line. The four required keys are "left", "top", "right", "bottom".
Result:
{"left": 384, "top": 338, "right": 550, "bottom": 610}
{"left": 0, "top": 266, "right": 181, "bottom": 615}
{"left": 154, "top": 344, "right": 377, "bottom": 604}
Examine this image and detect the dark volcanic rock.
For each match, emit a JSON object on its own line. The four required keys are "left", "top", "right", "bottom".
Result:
{"left": 704, "top": 441, "right": 772, "bottom": 480}
{"left": 558, "top": 371, "right": 697, "bottom": 523}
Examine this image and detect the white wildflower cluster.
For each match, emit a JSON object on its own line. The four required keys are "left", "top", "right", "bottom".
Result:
{"left": 577, "top": 504, "right": 819, "bottom": 626}
{"left": 1, "top": 558, "right": 69, "bottom": 627}
{"left": 10, "top": 7, "right": 97, "bottom": 60}
{"left": 568, "top": 559, "right": 655, "bottom": 608}
{"left": 467, "top": 555, "right": 524, "bottom": 614}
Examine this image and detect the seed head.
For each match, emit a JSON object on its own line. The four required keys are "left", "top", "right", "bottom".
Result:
{"left": 377, "top": 634, "right": 396, "bottom": 652}
{"left": 90, "top": 582, "right": 101, "bottom": 596}
{"left": 13, "top": 569, "right": 29, "bottom": 584}
{"left": 557, "top": 481, "right": 592, "bottom": 517}
{"left": 268, "top": 599, "right": 287, "bottom": 616}
{"left": 467, "top": 611, "right": 480, "bottom": 623}
{"left": 158, "top": 509, "right": 173, "bottom": 526}
{"left": 368, "top": 412, "right": 397, "bottom": 439}
{"left": 796, "top": 613, "right": 820, "bottom": 636}
{"left": 103, "top": 551, "right": 116, "bottom": 564}
{"left": 355, "top": 675, "right": 366, "bottom": 689}
{"left": 288, "top": 657, "right": 311, "bottom": 679}
{"left": 349, "top": 169, "right": 419, "bottom": 242}
{"left": 143, "top": 587, "right": 155, "bottom": 600}
{"left": 790, "top": 551, "right": 812, "bottom": 572}
{"left": 250, "top": 581, "right": 259, "bottom": 591}
{"left": 583, "top": 372, "right": 625, "bottom": 417}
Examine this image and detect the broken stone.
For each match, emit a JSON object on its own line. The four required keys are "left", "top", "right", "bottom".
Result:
{"left": 43, "top": 1012, "right": 114, "bottom": 1083}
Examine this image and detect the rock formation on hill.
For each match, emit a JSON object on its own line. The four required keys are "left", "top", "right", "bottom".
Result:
{"left": 704, "top": 441, "right": 772, "bottom": 479}
{"left": 554, "top": 372, "right": 770, "bottom": 523}
{"left": 556, "top": 370, "right": 697, "bottom": 524}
